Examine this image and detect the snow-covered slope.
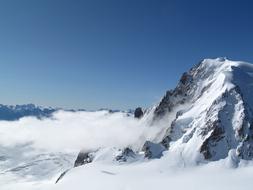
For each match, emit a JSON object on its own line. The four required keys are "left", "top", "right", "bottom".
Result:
{"left": 1, "top": 58, "right": 253, "bottom": 190}
{"left": 146, "top": 57, "right": 253, "bottom": 162}
{"left": 50, "top": 58, "right": 253, "bottom": 189}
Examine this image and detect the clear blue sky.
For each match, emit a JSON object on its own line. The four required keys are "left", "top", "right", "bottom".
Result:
{"left": 0, "top": 0, "right": 253, "bottom": 109}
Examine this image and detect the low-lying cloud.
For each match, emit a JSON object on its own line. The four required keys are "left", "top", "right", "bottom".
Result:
{"left": 0, "top": 110, "right": 161, "bottom": 152}
{"left": 1, "top": 110, "right": 253, "bottom": 190}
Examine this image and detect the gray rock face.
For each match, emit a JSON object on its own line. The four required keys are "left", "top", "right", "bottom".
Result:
{"left": 134, "top": 107, "right": 144, "bottom": 119}
{"left": 74, "top": 151, "right": 93, "bottom": 167}
{"left": 56, "top": 150, "right": 94, "bottom": 183}
{"left": 55, "top": 169, "right": 70, "bottom": 184}
{"left": 154, "top": 71, "right": 194, "bottom": 119}
{"left": 198, "top": 87, "right": 253, "bottom": 160}
{"left": 142, "top": 141, "right": 166, "bottom": 159}
{"left": 160, "top": 136, "right": 171, "bottom": 149}
{"left": 115, "top": 147, "right": 136, "bottom": 162}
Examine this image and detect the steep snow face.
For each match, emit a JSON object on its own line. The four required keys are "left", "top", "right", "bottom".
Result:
{"left": 149, "top": 58, "right": 253, "bottom": 162}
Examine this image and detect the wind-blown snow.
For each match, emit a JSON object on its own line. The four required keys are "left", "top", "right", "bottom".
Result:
{"left": 1, "top": 58, "right": 253, "bottom": 189}
{"left": 143, "top": 58, "right": 253, "bottom": 162}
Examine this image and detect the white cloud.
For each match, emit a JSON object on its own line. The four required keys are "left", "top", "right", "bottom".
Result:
{"left": 1, "top": 110, "right": 253, "bottom": 190}
{"left": 0, "top": 110, "right": 161, "bottom": 152}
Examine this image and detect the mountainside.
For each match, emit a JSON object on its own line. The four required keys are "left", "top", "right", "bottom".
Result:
{"left": 1, "top": 58, "right": 253, "bottom": 190}
{"left": 147, "top": 57, "right": 253, "bottom": 162}
{"left": 47, "top": 58, "right": 253, "bottom": 190}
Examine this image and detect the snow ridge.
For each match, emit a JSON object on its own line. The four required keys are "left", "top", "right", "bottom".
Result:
{"left": 148, "top": 58, "right": 253, "bottom": 162}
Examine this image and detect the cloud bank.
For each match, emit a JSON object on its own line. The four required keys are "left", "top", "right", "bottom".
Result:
{"left": 1, "top": 110, "right": 253, "bottom": 190}
{"left": 0, "top": 110, "right": 161, "bottom": 152}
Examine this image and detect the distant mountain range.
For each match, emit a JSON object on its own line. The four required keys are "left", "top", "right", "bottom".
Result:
{"left": 0, "top": 104, "right": 57, "bottom": 121}
{"left": 0, "top": 104, "right": 133, "bottom": 121}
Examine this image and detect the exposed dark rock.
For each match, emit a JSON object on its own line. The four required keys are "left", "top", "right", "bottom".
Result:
{"left": 134, "top": 107, "right": 144, "bottom": 119}
{"left": 154, "top": 90, "right": 174, "bottom": 118}
{"left": 55, "top": 150, "right": 94, "bottom": 184}
{"left": 160, "top": 136, "right": 171, "bottom": 149}
{"left": 142, "top": 141, "right": 166, "bottom": 159}
{"left": 200, "top": 140, "right": 212, "bottom": 160}
{"left": 180, "top": 72, "right": 190, "bottom": 85}
{"left": 55, "top": 169, "right": 70, "bottom": 184}
{"left": 198, "top": 87, "right": 253, "bottom": 160}
{"left": 199, "top": 119, "right": 225, "bottom": 160}
{"left": 74, "top": 151, "right": 93, "bottom": 167}
{"left": 153, "top": 71, "right": 193, "bottom": 119}
{"left": 175, "top": 110, "right": 184, "bottom": 118}
{"left": 115, "top": 147, "right": 136, "bottom": 162}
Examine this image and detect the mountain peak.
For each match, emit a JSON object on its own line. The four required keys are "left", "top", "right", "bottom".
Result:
{"left": 149, "top": 58, "right": 253, "bottom": 162}
{"left": 202, "top": 57, "right": 228, "bottom": 63}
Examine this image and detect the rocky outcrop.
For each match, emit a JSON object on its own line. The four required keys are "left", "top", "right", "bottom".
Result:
{"left": 56, "top": 150, "right": 94, "bottom": 183}
{"left": 160, "top": 136, "right": 171, "bottom": 149}
{"left": 115, "top": 147, "right": 136, "bottom": 162}
{"left": 134, "top": 107, "right": 144, "bottom": 119}
{"left": 55, "top": 169, "right": 70, "bottom": 184}
{"left": 74, "top": 151, "right": 94, "bottom": 167}
{"left": 153, "top": 71, "right": 194, "bottom": 119}
{"left": 142, "top": 141, "right": 166, "bottom": 159}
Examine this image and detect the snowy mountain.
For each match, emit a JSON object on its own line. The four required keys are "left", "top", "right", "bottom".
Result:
{"left": 0, "top": 104, "right": 132, "bottom": 121}
{"left": 0, "top": 104, "right": 56, "bottom": 120}
{"left": 1, "top": 58, "right": 253, "bottom": 190}
{"left": 49, "top": 58, "right": 253, "bottom": 190}
{"left": 66, "top": 57, "right": 253, "bottom": 166}
{"left": 146, "top": 57, "right": 253, "bottom": 162}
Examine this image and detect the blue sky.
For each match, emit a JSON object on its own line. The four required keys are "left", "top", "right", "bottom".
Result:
{"left": 0, "top": 0, "right": 253, "bottom": 109}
